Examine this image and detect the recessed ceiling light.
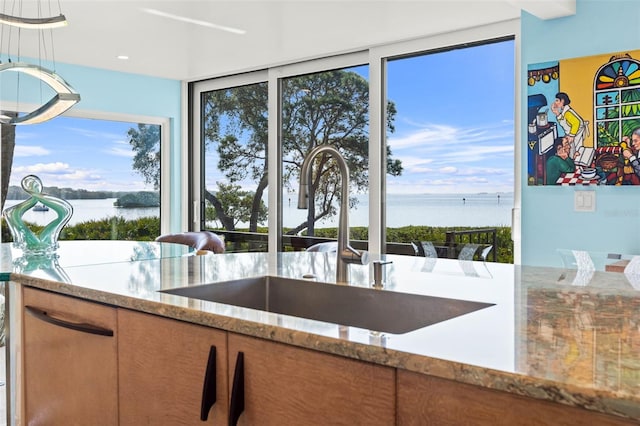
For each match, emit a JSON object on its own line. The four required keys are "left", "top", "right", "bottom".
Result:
{"left": 117, "top": 55, "right": 129, "bottom": 60}
{"left": 141, "top": 8, "right": 246, "bottom": 35}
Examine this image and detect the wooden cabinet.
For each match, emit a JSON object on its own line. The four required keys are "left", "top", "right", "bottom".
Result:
{"left": 397, "top": 370, "right": 637, "bottom": 426}
{"left": 22, "top": 287, "right": 118, "bottom": 425}
{"left": 118, "top": 309, "right": 229, "bottom": 425}
{"left": 20, "top": 286, "right": 638, "bottom": 425}
{"left": 227, "top": 333, "right": 396, "bottom": 425}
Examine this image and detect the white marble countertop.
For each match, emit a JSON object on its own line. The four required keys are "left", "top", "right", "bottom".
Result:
{"left": 4, "top": 241, "right": 640, "bottom": 421}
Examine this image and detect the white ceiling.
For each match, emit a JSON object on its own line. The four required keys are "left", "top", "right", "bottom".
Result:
{"left": 2, "top": 0, "right": 575, "bottom": 82}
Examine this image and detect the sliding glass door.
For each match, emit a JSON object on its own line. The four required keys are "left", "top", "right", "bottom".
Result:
{"left": 190, "top": 22, "right": 517, "bottom": 262}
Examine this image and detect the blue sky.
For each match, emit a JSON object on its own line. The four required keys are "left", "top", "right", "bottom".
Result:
{"left": 9, "top": 117, "right": 148, "bottom": 192}
{"left": 385, "top": 39, "right": 515, "bottom": 194}
{"left": 9, "top": 39, "right": 514, "bottom": 194}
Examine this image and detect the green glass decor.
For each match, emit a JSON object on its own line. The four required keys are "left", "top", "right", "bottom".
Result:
{"left": 2, "top": 175, "right": 73, "bottom": 255}
{"left": 11, "top": 254, "right": 71, "bottom": 283}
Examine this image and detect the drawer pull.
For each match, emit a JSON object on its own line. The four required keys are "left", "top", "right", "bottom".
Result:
{"left": 25, "top": 305, "right": 114, "bottom": 336}
{"left": 200, "top": 345, "right": 217, "bottom": 421}
{"left": 228, "top": 352, "right": 245, "bottom": 426}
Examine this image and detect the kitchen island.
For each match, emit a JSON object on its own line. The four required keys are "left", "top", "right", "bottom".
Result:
{"left": 2, "top": 241, "right": 640, "bottom": 424}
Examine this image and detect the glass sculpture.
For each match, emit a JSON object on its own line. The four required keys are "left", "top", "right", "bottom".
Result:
{"left": 2, "top": 175, "right": 73, "bottom": 255}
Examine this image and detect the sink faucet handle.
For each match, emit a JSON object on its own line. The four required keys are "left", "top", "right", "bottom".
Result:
{"left": 372, "top": 260, "right": 392, "bottom": 289}
{"left": 342, "top": 246, "right": 369, "bottom": 266}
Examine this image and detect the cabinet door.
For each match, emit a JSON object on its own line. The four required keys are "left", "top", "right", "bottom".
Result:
{"left": 227, "top": 333, "right": 395, "bottom": 425}
{"left": 23, "top": 287, "right": 118, "bottom": 425}
{"left": 397, "top": 369, "right": 636, "bottom": 425}
{"left": 118, "top": 309, "right": 228, "bottom": 425}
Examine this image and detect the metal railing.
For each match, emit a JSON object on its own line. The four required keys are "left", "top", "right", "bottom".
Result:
{"left": 444, "top": 228, "right": 497, "bottom": 262}
{"left": 211, "top": 228, "right": 497, "bottom": 261}
{"left": 211, "top": 230, "right": 416, "bottom": 256}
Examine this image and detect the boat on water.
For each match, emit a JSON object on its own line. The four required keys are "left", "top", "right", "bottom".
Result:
{"left": 32, "top": 204, "right": 49, "bottom": 212}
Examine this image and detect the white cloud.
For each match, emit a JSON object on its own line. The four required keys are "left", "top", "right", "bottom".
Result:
{"left": 13, "top": 146, "right": 50, "bottom": 157}
{"left": 429, "top": 178, "right": 458, "bottom": 186}
{"left": 108, "top": 147, "right": 135, "bottom": 157}
{"left": 437, "top": 144, "right": 513, "bottom": 164}
{"left": 9, "top": 163, "right": 106, "bottom": 186}
{"left": 389, "top": 123, "right": 458, "bottom": 149}
{"left": 64, "top": 170, "right": 104, "bottom": 181}
{"left": 64, "top": 126, "right": 128, "bottom": 142}
{"left": 456, "top": 167, "right": 511, "bottom": 177}
{"left": 439, "top": 166, "right": 458, "bottom": 174}
{"left": 395, "top": 156, "right": 434, "bottom": 174}
{"left": 408, "top": 166, "right": 433, "bottom": 173}
{"left": 13, "top": 162, "right": 71, "bottom": 174}
{"left": 460, "top": 176, "right": 490, "bottom": 184}
{"left": 388, "top": 121, "right": 514, "bottom": 167}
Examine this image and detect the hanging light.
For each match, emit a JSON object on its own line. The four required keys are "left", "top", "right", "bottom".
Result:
{"left": 0, "top": 62, "right": 79, "bottom": 125}
{"left": 0, "top": 0, "right": 79, "bottom": 125}
{"left": 0, "top": 12, "right": 67, "bottom": 29}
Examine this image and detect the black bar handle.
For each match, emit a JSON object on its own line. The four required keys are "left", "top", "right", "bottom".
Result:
{"left": 25, "top": 305, "right": 114, "bottom": 336}
{"left": 228, "top": 352, "right": 245, "bottom": 426}
{"left": 200, "top": 345, "right": 217, "bottom": 421}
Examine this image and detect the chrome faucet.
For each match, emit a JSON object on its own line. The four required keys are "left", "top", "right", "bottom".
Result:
{"left": 298, "top": 145, "right": 368, "bottom": 283}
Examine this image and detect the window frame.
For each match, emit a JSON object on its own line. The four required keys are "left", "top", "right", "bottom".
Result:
{"left": 188, "top": 19, "right": 521, "bottom": 260}
{"left": 1, "top": 107, "right": 171, "bottom": 235}
{"left": 190, "top": 71, "right": 269, "bottom": 234}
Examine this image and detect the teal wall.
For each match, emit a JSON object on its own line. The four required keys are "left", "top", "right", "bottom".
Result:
{"left": 1, "top": 60, "right": 183, "bottom": 232}
{"left": 521, "top": 0, "right": 640, "bottom": 266}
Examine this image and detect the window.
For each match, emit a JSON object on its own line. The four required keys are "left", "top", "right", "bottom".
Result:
{"left": 194, "top": 74, "right": 269, "bottom": 251}
{"left": 594, "top": 54, "right": 640, "bottom": 145}
{"left": 189, "top": 25, "right": 517, "bottom": 262}
{"left": 383, "top": 38, "right": 515, "bottom": 260}
{"left": 1, "top": 114, "right": 165, "bottom": 242}
{"left": 280, "top": 65, "right": 370, "bottom": 249}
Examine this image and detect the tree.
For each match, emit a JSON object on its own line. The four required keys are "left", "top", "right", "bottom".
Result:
{"left": 205, "top": 183, "right": 267, "bottom": 229}
{"left": 114, "top": 192, "right": 160, "bottom": 208}
{"left": 129, "top": 123, "right": 161, "bottom": 190}
{"left": 202, "top": 70, "right": 402, "bottom": 235}
{"left": 202, "top": 83, "right": 269, "bottom": 232}
{"left": 1, "top": 115, "right": 17, "bottom": 211}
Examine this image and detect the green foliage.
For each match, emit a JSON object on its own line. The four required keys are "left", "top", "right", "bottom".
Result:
{"left": 63, "top": 216, "right": 160, "bottom": 240}
{"left": 206, "top": 183, "right": 267, "bottom": 228}
{"left": 5, "top": 185, "right": 120, "bottom": 200}
{"left": 2, "top": 215, "right": 513, "bottom": 264}
{"left": 202, "top": 70, "right": 402, "bottom": 235}
{"left": 597, "top": 93, "right": 640, "bottom": 147}
{"left": 202, "top": 83, "right": 269, "bottom": 232}
{"left": 1, "top": 217, "right": 17, "bottom": 242}
{"left": 128, "top": 124, "right": 161, "bottom": 190}
{"left": 294, "top": 225, "right": 514, "bottom": 264}
{"left": 114, "top": 192, "right": 159, "bottom": 208}
{"left": 1, "top": 216, "right": 160, "bottom": 242}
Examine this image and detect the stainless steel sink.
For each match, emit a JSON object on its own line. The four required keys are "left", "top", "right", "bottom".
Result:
{"left": 161, "top": 276, "right": 494, "bottom": 334}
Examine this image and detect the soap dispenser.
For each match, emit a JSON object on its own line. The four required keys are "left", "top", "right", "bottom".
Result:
{"left": 372, "top": 260, "right": 392, "bottom": 289}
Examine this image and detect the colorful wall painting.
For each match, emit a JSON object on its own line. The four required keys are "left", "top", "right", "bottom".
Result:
{"left": 527, "top": 51, "right": 640, "bottom": 186}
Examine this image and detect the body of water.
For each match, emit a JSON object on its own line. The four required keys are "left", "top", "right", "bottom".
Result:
{"left": 4, "top": 193, "right": 514, "bottom": 229}
{"left": 278, "top": 192, "right": 512, "bottom": 229}
{"left": 3, "top": 198, "right": 159, "bottom": 227}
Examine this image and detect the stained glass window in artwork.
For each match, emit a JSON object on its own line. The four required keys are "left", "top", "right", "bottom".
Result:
{"left": 594, "top": 55, "right": 640, "bottom": 146}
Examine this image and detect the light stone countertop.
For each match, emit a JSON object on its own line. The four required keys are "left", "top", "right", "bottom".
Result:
{"left": 3, "top": 241, "right": 640, "bottom": 421}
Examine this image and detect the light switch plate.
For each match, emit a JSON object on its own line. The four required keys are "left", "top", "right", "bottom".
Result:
{"left": 574, "top": 191, "right": 596, "bottom": 212}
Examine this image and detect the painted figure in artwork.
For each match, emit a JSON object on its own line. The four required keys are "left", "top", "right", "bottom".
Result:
{"left": 546, "top": 137, "right": 576, "bottom": 184}
{"left": 621, "top": 127, "right": 640, "bottom": 184}
{"left": 551, "top": 92, "right": 591, "bottom": 167}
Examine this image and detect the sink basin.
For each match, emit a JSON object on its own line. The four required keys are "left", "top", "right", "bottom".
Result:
{"left": 161, "top": 276, "right": 494, "bottom": 334}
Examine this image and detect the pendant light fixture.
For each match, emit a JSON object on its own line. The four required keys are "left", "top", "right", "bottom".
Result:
{"left": 0, "top": 0, "right": 80, "bottom": 125}
{"left": 0, "top": 11, "right": 67, "bottom": 29}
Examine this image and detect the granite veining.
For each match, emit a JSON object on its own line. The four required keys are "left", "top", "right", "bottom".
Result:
{"left": 4, "top": 241, "right": 640, "bottom": 422}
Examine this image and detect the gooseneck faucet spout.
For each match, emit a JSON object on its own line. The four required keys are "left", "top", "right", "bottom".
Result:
{"left": 298, "top": 145, "right": 368, "bottom": 283}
